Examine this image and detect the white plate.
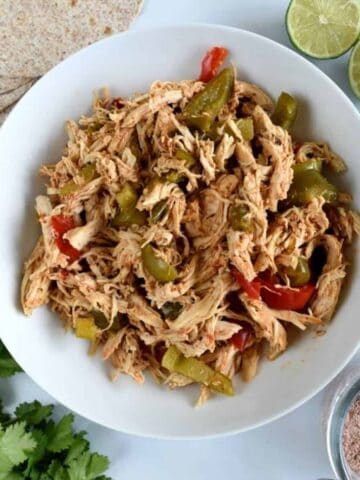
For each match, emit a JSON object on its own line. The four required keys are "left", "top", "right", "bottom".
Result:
{"left": 0, "top": 24, "right": 359, "bottom": 439}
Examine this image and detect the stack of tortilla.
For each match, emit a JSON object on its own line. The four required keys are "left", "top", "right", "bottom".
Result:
{"left": 0, "top": 0, "right": 143, "bottom": 125}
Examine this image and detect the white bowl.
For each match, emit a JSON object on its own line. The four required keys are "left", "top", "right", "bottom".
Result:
{"left": 0, "top": 24, "right": 359, "bottom": 439}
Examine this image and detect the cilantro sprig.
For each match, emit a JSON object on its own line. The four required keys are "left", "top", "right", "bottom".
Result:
{"left": 0, "top": 400, "right": 112, "bottom": 480}
{"left": 0, "top": 341, "right": 22, "bottom": 378}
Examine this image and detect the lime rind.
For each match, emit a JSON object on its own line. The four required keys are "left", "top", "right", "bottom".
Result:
{"left": 349, "top": 40, "right": 360, "bottom": 98}
{"left": 286, "top": 0, "right": 360, "bottom": 60}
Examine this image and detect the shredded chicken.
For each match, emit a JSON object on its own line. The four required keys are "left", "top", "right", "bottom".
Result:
{"left": 255, "top": 197, "right": 329, "bottom": 273}
{"left": 241, "top": 343, "right": 261, "bottom": 382}
{"left": 307, "top": 235, "right": 347, "bottom": 322}
{"left": 252, "top": 106, "right": 294, "bottom": 211}
{"left": 227, "top": 230, "right": 256, "bottom": 281}
{"left": 21, "top": 60, "right": 358, "bottom": 405}
{"left": 241, "top": 294, "right": 287, "bottom": 360}
{"left": 21, "top": 238, "right": 51, "bottom": 316}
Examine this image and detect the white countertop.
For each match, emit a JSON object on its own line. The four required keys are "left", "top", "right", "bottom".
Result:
{"left": 4, "top": 1, "right": 360, "bottom": 478}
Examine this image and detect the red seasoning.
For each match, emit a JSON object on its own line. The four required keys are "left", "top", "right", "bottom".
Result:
{"left": 342, "top": 394, "right": 360, "bottom": 474}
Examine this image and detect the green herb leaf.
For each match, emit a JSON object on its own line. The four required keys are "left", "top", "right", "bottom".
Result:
{"left": 44, "top": 460, "right": 68, "bottom": 480}
{"left": 0, "top": 341, "right": 22, "bottom": 378}
{"left": 15, "top": 401, "right": 53, "bottom": 426}
{"left": 87, "top": 453, "right": 110, "bottom": 479}
{"left": 5, "top": 472, "right": 23, "bottom": 480}
{"left": 29, "top": 467, "right": 41, "bottom": 480}
{"left": 0, "top": 399, "right": 112, "bottom": 479}
{"left": 47, "top": 414, "right": 74, "bottom": 453}
{"left": 0, "top": 422, "right": 36, "bottom": 469}
{"left": 25, "top": 429, "right": 48, "bottom": 472}
{"left": 67, "top": 452, "right": 109, "bottom": 480}
{"left": 0, "top": 451, "right": 13, "bottom": 480}
{"left": 64, "top": 432, "right": 90, "bottom": 465}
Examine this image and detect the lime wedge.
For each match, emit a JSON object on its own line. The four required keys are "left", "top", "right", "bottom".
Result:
{"left": 286, "top": 0, "right": 360, "bottom": 59}
{"left": 349, "top": 39, "right": 360, "bottom": 97}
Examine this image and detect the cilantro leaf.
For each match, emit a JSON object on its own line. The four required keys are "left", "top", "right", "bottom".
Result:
{"left": 64, "top": 432, "right": 90, "bottom": 465}
{"left": 29, "top": 467, "right": 41, "bottom": 480}
{"left": 0, "top": 422, "right": 36, "bottom": 477}
{"left": 67, "top": 452, "right": 109, "bottom": 480}
{"left": 44, "top": 460, "right": 68, "bottom": 480}
{"left": 0, "top": 399, "right": 112, "bottom": 479}
{"left": 87, "top": 453, "right": 110, "bottom": 479}
{"left": 25, "top": 429, "right": 48, "bottom": 473}
{"left": 67, "top": 451, "right": 89, "bottom": 480}
{"left": 15, "top": 401, "right": 53, "bottom": 426}
{"left": 0, "top": 341, "right": 22, "bottom": 378}
{"left": 5, "top": 473, "right": 23, "bottom": 480}
{"left": 47, "top": 414, "right": 74, "bottom": 453}
{"left": 0, "top": 450, "right": 14, "bottom": 480}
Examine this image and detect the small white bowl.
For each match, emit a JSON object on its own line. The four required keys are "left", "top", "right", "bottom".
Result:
{"left": 0, "top": 24, "right": 359, "bottom": 439}
{"left": 323, "top": 361, "right": 360, "bottom": 479}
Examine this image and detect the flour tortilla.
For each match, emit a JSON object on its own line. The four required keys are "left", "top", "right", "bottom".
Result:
{"left": 0, "top": 104, "right": 13, "bottom": 126}
{"left": 0, "top": 76, "right": 34, "bottom": 94}
{"left": 0, "top": 0, "right": 143, "bottom": 77}
{"left": 0, "top": 79, "right": 34, "bottom": 111}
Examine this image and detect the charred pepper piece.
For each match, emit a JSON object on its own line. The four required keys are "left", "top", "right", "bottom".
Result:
{"left": 161, "top": 345, "right": 234, "bottom": 396}
{"left": 271, "top": 92, "right": 298, "bottom": 130}
{"left": 183, "top": 67, "right": 234, "bottom": 132}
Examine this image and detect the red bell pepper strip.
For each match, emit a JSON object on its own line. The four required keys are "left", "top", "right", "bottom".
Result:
{"left": 199, "top": 47, "right": 229, "bottom": 82}
{"left": 231, "top": 268, "right": 315, "bottom": 311}
{"left": 260, "top": 280, "right": 315, "bottom": 311}
{"left": 51, "top": 215, "right": 81, "bottom": 262}
{"left": 231, "top": 327, "right": 253, "bottom": 352}
{"left": 231, "top": 269, "right": 261, "bottom": 300}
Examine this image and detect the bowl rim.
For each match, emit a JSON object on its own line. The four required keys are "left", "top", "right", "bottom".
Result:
{"left": 1, "top": 22, "right": 360, "bottom": 439}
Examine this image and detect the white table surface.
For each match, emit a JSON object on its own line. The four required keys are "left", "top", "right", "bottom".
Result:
{"left": 4, "top": 1, "right": 360, "bottom": 479}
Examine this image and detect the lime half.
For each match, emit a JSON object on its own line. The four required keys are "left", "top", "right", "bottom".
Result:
{"left": 349, "top": 39, "right": 360, "bottom": 97}
{"left": 286, "top": 0, "right": 360, "bottom": 59}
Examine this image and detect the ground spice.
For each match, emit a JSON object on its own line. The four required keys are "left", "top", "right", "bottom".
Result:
{"left": 343, "top": 394, "right": 360, "bottom": 474}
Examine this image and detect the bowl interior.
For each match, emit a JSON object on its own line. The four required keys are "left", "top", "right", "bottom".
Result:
{"left": 0, "top": 24, "right": 359, "bottom": 438}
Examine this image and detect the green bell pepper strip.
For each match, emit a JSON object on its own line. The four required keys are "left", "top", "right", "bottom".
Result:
{"left": 285, "top": 257, "right": 311, "bottom": 287}
{"left": 293, "top": 158, "right": 322, "bottom": 175}
{"left": 287, "top": 170, "right": 338, "bottom": 206}
{"left": 161, "top": 345, "right": 234, "bottom": 396}
{"left": 183, "top": 67, "right": 234, "bottom": 132}
{"left": 166, "top": 171, "right": 185, "bottom": 184}
{"left": 115, "top": 183, "right": 138, "bottom": 209}
{"left": 229, "top": 204, "right": 252, "bottom": 232}
{"left": 141, "top": 244, "right": 178, "bottom": 283}
{"left": 236, "top": 117, "right": 254, "bottom": 141}
{"left": 113, "top": 208, "right": 147, "bottom": 227}
{"left": 175, "top": 149, "right": 196, "bottom": 165}
{"left": 113, "top": 183, "right": 147, "bottom": 227}
{"left": 271, "top": 92, "right": 298, "bottom": 131}
{"left": 150, "top": 199, "right": 168, "bottom": 224}
{"left": 59, "top": 163, "right": 97, "bottom": 196}
{"left": 166, "top": 149, "right": 197, "bottom": 184}
{"left": 91, "top": 310, "right": 127, "bottom": 332}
